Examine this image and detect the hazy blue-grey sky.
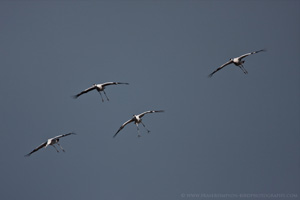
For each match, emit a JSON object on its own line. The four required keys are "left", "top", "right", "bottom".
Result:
{"left": 0, "top": 1, "right": 299, "bottom": 200}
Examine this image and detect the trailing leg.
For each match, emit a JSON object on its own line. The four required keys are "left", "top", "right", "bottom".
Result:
{"left": 51, "top": 145, "right": 59, "bottom": 153}
{"left": 239, "top": 65, "right": 248, "bottom": 74}
{"left": 135, "top": 124, "right": 141, "bottom": 137}
{"left": 103, "top": 90, "right": 110, "bottom": 101}
{"left": 98, "top": 91, "right": 104, "bottom": 102}
{"left": 141, "top": 121, "right": 151, "bottom": 133}
{"left": 57, "top": 143, "right": 65, "bottom": 152}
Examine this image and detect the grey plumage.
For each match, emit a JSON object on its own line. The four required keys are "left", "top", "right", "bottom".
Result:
{"left": 208, "top": 49, "right": 266, "bottom": 77}
{"left": 114, "top": 110, "right": 164, "bottom": 138}
{"left": 73, "top": 82, "right": 129, "bottom": 101}
{"left": 25, "top": 132, "right": 76, "bottom": 157}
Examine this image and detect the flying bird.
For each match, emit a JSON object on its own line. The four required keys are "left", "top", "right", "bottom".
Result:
{"left": 73, "top": 82, "right": 129, "bottom": 102}
{"left": 25, "top": 132, "right": 76, "bottom": 157}
{"left": 114, "top": 110, "right": 164, "bottom": 138}
{"left": 208, "top": 49, "right": 266, "bottom": 77}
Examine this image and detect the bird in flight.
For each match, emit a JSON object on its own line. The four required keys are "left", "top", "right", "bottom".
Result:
{"left": 114, "top": 110, "right": 164, "bottom": 138}
{"left": 25, "top": 132, "right": 76, "bottom": 157}
{"left": 73, "top": 82, "right": 129, "bottom": 102}
{"left": 208, "top": 49, "right": 266, "bottom": 77}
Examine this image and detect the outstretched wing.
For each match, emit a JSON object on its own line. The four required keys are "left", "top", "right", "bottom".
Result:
{"left": 102, "top": 82, "right": 129, "bottom": 87}
{"left": 24, "top": 142, "right": 47, "bottom": 157}
{"left": 52, "top": 132, "right": 76, "bottom": 140}
{"left": 73, "top": 85, "right": 97, "bottom": 98}
{"left": 139, "top": 110, "right": 165, "bottom": 118}
{"left": 113, "top": 118, "right": 134, "bottom": 138}
{"left": 238, "top": 49, "right": 266, "bottom": 60}
{"left": 208, "top": 60, "right": 233, "bottom": 78}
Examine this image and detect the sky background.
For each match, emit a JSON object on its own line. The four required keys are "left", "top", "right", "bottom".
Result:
{"left": 0, "top": 1, "right": 299, "bottom": 200}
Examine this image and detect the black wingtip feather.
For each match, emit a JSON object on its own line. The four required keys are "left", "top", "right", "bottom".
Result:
{"left": 113, "top": 132, "right": 119, "bottom": 138}
{"left": 256, "top": 49, "right": 267, "bottom": 53}
{"left": 72, "top": 94, "right": 79, "bottom": 99}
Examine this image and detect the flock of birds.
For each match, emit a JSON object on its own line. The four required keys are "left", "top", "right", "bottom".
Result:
{"left": 25, "top": 49, "right": 266, "bottom": 157}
